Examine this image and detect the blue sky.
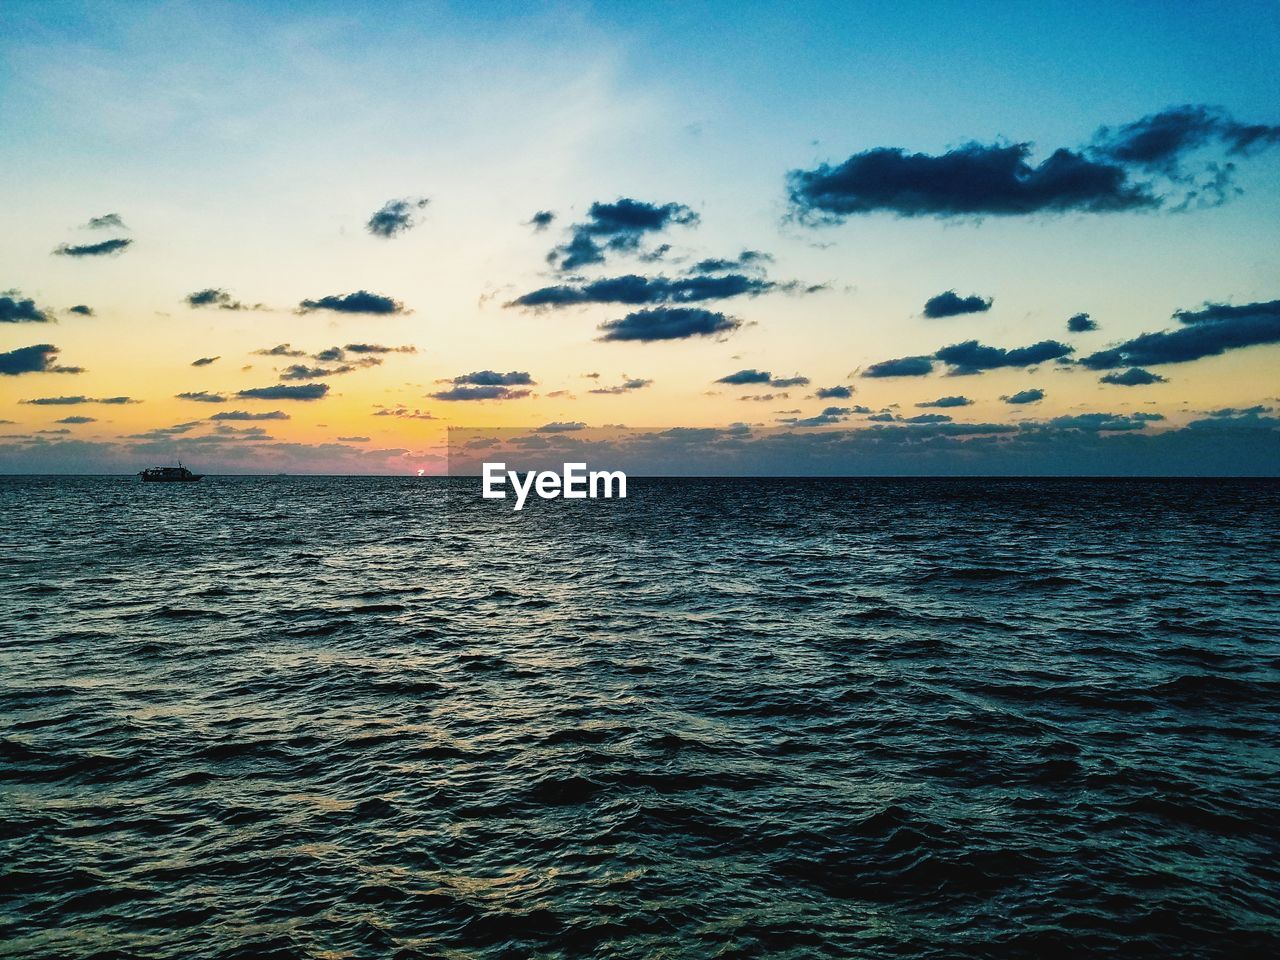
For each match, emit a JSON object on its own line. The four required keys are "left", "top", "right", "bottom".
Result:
{"left": 1, "top": 1, "right": 1277, "bottom": 474}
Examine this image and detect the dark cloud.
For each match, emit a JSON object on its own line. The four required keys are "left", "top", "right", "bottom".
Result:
{"left": 917, "top": 395, "right": 973, "bottom": 408}
{"left": 780, "top": 405, "right": 856, "bottom": 427}
{"left": 536, "top": 421, "right": 587, "bottom": 432}
{"left": 67, "top": 305, "right": 94, "bottom": 316}
{"left": 1100, "top": 367, "right": 1168, "bottom": 386}
{"left": 53, "top": 238, "right": 133, "bottom": 257}
{"left": 176, "top": 391, "right": 227, "bottom": 403}
{"left": 788, "top": 142, "right": 1154, "bottom": 221}
{"left": 255, "top": 344, "right": 307, "bottom": 357}
{"left": 451, "top": 370, "right": 534, "bottom": 386}
{"left": 529, "top": 211, "right": 556, "bottom": 231}
{"left": 55, "top": 416, "right": 95, "bottom": 424}
{"left": 373, "top": 405, "right": 437, "bottom": 419}
{"left": 508, "top": 273, "right": 779, "bottom": 308}
{"left": 185, "top": 288, "right": 259, "bottom": 310}
{"left": 1037, "top": 412, "right": 1164, "bottom": 432}
{"left": 1, "top": 344, "right": 84, "bottom": 376}
{"left": 815, "top": 385, "right": 854, "bottom": 398}
{"left": 689, "top": 251, "right": 773, "bottom": 274}
{"left": 297, "top": 291, "right": 406, "bottom": 315}
{"left": 210, "top": 410, "right": 289, "bottom": 421}
{"left": 0, "top": 295, "right": 52, "bottom": 323}
{"left": 1002, "top": 388, "right": 1045, "bottom": 404}
{"left": 903, "top": 413, "right": 952, "bottom": 424}
{"left": 343, "top": 343, "right": 417, "bottom": 355}
{"left": 1080, "top": 299, "right": 1280, "bottom": 369}
{"left": 279, "top": 363, "right": 368, "bottom": 381}
{"left": 715, "top": 370, "right": 811, "bottom": 390}
{"left": 1203, "top": 405, "right": 1273, "bottom": 419}
{"left": 429, "top": 385, "right": 531, "bottom": 401}
{"left": 549, "top": 198, "right": 699, "bottom": 270}
{"left": 237, "top": 384, "right": 330, "bottom": 401}
{"left": 85, "top": 213, "right": 127, "bottom": 230}
{"left": 716, "top": 369, "right": 771, "bottom": 385}
{"left": 934, "top": 339, "right": 1074, "bottom": 375}
{"left": 1067, "top": 312, "right": 1097, "bottom": 332}
{"left": 21, "top": 395, "right": 134, "bottom": 405}
{"left": 366, "top": 197, "right": 430, "bottom": 238}
{"left": 597, "top": 307, "right": 740, "bottom": 342}
{"left": 191, "top": 356, "right": 219, "bottom": 367}
{"left": 589, "top": 377, "right": 652, "bottom": 394}
{"left": 1091, "top": 105, "right": 1280, "bottom": 172}
{"left": 862, "top": 356, "right": 934, "bottom": 378}
{"left": 313, "top": 347, "right": 345, "bottom": 362}
{"left": 923, "top": 291, "right": 993, "bottom": 318}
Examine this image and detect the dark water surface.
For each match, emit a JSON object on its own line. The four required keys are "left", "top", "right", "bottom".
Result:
{"left": 2, "top": 477, "right": 1278, "bottom": 959}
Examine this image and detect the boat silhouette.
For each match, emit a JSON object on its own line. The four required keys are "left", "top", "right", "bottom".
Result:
{"left": 139, "top": 462, "right": 203, "bottom": 482}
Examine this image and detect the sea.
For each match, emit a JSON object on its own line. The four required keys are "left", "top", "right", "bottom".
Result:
{"left": 1, "top": 476, "right": 1278, "bottom": 959}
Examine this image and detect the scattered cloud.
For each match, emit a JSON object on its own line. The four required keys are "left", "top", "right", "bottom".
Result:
{"left": 1, "top": 345, "right": 84, "bottom": 376}
{"left": 598, "top": 307, "right": 740, "bottom": 342}
{"left": 449, "top": 370, "right": 534, "bottom": 386}
{"left": 589, "top": 377, "right": 652, "bottom": 394}
{"left": 1002, "top": 388, "right": 1045, "bottom": 404}
{"left": 0, "top": 295, "right": 52, "bottom": 324}
{"left": 342, "top": 343, "right": 417, "bottom": 355}
{"left": 714, "top": 369, "right": 811, "bottom": 390}
{"left": 1068, "top": 312, "right": 1097, "bottom": 332}
{"left": 536, "top": 421, "right": 586, "bottom": 432}
{"left": 779, "top": 405, "right": 855, "bottom": 427}
{"left": 509, "top": 273, "right": 782, "bottom": 308}
{"left": 85, "top": 213, "right": 127, "bottom": 230}
{"left": 67, "top": 305, "right": 94, "bottom": 317}
{"left": 528, "top": 210, "right": 556, "bottom": 231}
{"left": 278, "top": 363, "right": 368, "bottom": 380}
{"left": 548, "top": 198, "right": 699, "bottom": 270}
{"left": 185, "top": 288, "right": 261, "bottom": 310}
{"left": 429, "top": 384, "right": 531, "bottom": 401}
{"left": 923, "top": 291, "right": 992, "bottom": 318}
{"left": 815, "top": 385, "right": 854, "bottom": 398}
{"left": 53, "top": 238, "right": 133, "bottom": 257}
{"left": 1038, "top": 412, "right": 1164, "bottom": 432}
{"left": 917, "top": 395, "right": 973, "bottom": 408}
{"left": 689, "top": 251, "right": 773, "bottom": 274}
{"left": 934, "top": 339, "right": 1074, "bottom": 374}
{"left": 55, "top": 416, "right": 95, "bottom": 424}
{"left": 21, "top": 394, "right": 134, "bottom": 405}
{"left": 1080, "top": 298, "right": 1280, "bottom": 369}
{"left": 255, "top": 344, "right": 307, "bottom": 357}
{"left": 373, "top": 405, "right": 437, "bottom": 419}
{"left": 210, "top": 410, "right": 289, "bottom": 421}
{"left": 191, "top": 356, "right": 219, "bottom": 367}
{"left": 1091, "top": 105, "right": 1280, "bottom": 173}
{"left": 237, "top": 384, "right": 331, "bottom": 401}
{"left": 367, "top": 197, "right": 430, "bottom": 238}
{"left": 788, "top": 142, "right": 1154, "bottom": 221}
{"left": 1100, "top": 367, "right": 1168, "bottom": 386}
{"left": 176, "top": 391, "right": 227, "bottom": 403}
{"left": 862, "top": 356, "right": 935, "bottom": 378}
{"left": 297, "top": 291, "right": 406, "bottom": 315}
{"left": 789, "top": 107, "right": 1280, "bottom": 224}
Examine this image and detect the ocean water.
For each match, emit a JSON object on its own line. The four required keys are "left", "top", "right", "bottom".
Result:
{"left": 1, "top": 476, "right": 1278, "bottom": 959}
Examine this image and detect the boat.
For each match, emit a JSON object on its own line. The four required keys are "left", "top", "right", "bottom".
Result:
{"left": 139, "top": 462, "right": 203, "bottom": 482}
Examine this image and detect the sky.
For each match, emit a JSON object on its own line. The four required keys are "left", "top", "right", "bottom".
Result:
{"left": 1, "top": 0, "right": 1278, "bottom": 475}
